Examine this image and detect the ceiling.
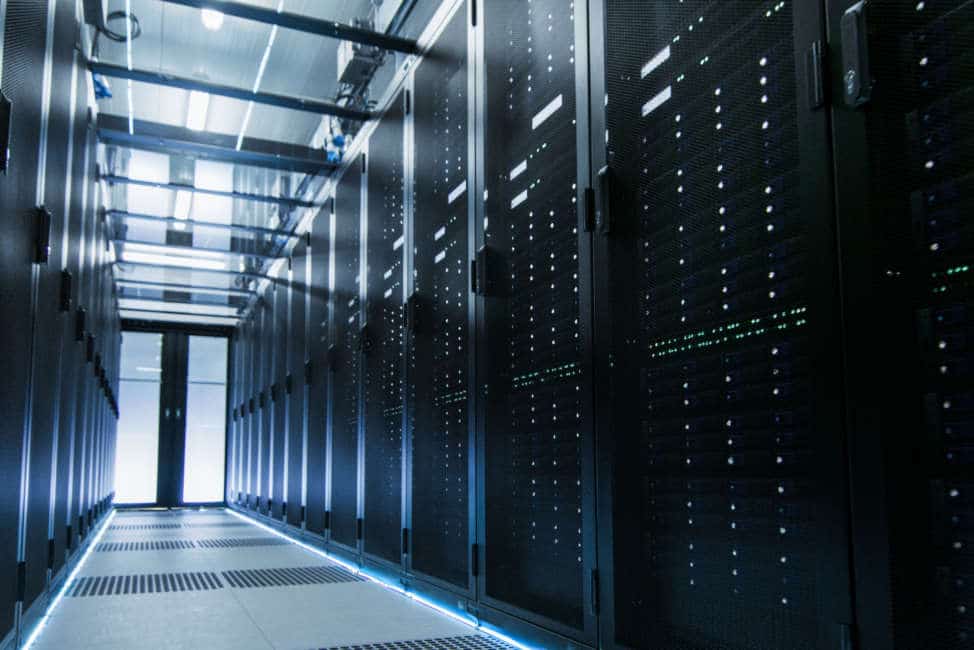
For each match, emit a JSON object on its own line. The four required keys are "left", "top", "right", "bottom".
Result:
{"left": 94, "top": 0, "right": 407, "bottom": 327}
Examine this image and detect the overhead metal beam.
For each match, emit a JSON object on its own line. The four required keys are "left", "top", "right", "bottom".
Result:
{"left": 88, "top": 60, "right": 373, "bottom": 120}
{"left": 114, "top": 238, "right": 282, "bottom": 261}
{"left": 97, "top": 114, "right": 336, "bottom": 174}
{"left": 106, "top": 209, "right": 299, "bottom": 240}
{"left": 116, "top": 279, "right": 256, "bottom": 297}
{"left": 114, "top": 259, "right": 270, "bottom": 281}
{"left": 99, "top": 174, "right": 317, "bottom": 207}
{"left": 159, "top": 0, "right": 419, "bottom": 54}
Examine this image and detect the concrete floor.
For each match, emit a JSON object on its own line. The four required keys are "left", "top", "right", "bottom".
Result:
{"left": 29, "top": 508, "right": 516, "bottom": 650}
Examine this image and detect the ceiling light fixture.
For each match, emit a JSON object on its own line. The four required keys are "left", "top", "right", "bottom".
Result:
{"left": 122, "top": 251, "right": 227, "bottom": 271}
{"left": 185, "top": 90, "right": 210, "bottom": 131}
{"left": 201, "top": 8, "right": 224, "bottom": 31}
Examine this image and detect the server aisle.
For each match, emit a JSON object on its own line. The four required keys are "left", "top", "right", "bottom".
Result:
{"left": 28, "top": 508, "right": 519, "bottom": 650}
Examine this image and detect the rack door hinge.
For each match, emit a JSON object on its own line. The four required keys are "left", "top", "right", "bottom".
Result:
{"left": 300, "top": 505, "right": 306, "bottom": 523}
{"left": 590, "top": 569, "right": 600, "bottom": 615}
{"left": 404, "top": 89, "right": 411, "bottom": 115}
{"left": 402, "top": 527, "right": 409, "bottom": 555}
{"left": 361, "top": 152, "right": 367, "bottom": 174}
{"left": 34, "top": 205, "right": 52, "bottom": 264}
{"left": 471, "top": 543, "right": 479, "bottom": 577}
{"left": 16, "top": 561, "right": 25, "bottom": 602}
{"left": 282, "top": 501, "right": 288, "bottom": 517}
{"left": 323, "top": 510, "right": 331, "bottom": 530}
{"left": 471, "top": 0, "right": 477, "bottom": 26}
{"left": 595, "top": 166, "right": 612, "bottom": 235}
{"left": 403, "top": 292, "right": 419, "bottom": 332}
{"left": 59, "top": 270, "right": 73, "bottom": 312}
{"left": 583, "top": 186, "right": 596, "bottom": 232}
{"left": 806, "top": 40, "right": 826, "bottom": 110}
{"left": 356, "top": 518, "right": 363, "bottom": 540}
{"left": 75, "top": 307, "right": 86, "bottom": 342}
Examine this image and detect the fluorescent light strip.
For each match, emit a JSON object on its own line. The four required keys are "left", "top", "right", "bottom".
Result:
{"left": 226, "top": 509, "right": 535, "bottom": 650}
{"left": 185, "top": 90, "right": 210, "bottom": 131}
{"left": 236, "top": 0, "right": 284, "bottom": 150}
{"left": 122, "top": 251, "right": 227, "bottom": 271}
{"left": 21, "top": 510, "right": 117, "bottom": 649}
{"left": 121, "top": 240, "right": 228, "bottom": 260}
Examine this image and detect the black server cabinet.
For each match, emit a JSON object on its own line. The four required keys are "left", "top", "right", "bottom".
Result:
{"left": 0, "top": 0, "right": 52, "bottom": 634}
{"left": 827, "top": 2, "right": 974, "bottom": 648}
{"left": 23, "top": 0, "right": 77, "bottom": 607}
{"left": 363, "top": 93, "right": 407, "bottom": 568}
{"left": 271, "top": 282, "right": 287, "bottom": 519}
{"left": 259, "top": 300, "right": 272, "bottom": 513}
{"left": 477, "top": 0, "right": 597, "bottom": 643}
{"left": 306, "top": 206, "right": 331, "bottom": 534}
{"left": 407, "top": 0, "right": 474, "bottom": 595}
{"left": 243, "top": 319, "right": 255, "bottom": 508}
{"left": 329, "top": 155, "right": 365, "bottom": 553}
{"left": 288, "top": 241, "right": 308, "bottom": 527}
{"left": 592, "top": 1, "right": 852, "bottom": 648}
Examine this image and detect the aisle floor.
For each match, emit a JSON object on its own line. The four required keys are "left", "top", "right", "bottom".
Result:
{"left": 30, "top": 508, "right": 516, "bottom": 650}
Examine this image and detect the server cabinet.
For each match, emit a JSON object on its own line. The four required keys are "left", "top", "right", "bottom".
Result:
{"left": 306, "top": 206, "right": 331, "bottom": 534}
{"left": 0, "top": 0, "right": 53, "bottom": 635}
{"left": 592, "top": 1, "right": 852, "bottom": 648}
{"left": 23, "top": 0, "right": 78, "bottom": 607}
{"left": 407, "top": 0, "right": 474, "bottom": 594}
{"left": 271, "top": 282, "right": 287, "bottom": 519}
{"left": 827, "top": 2, "right": 974, "bottom": 648}
{"left": 329, "top": 155, "right": 365, "bottom": 553}
{"left": 477, "top": 0, "right": 597, "bottom": 643}
{"left": 287, "top": 241, "right": 308, "bottom": 527}
{"left": 259, "top": 299, "right": 272, "bottom": 513}
{"left": 363, "top": 93, "right": 407, "bottom": 568}
{"left": 245, "top": 318, "right": 257, "bottom": 508}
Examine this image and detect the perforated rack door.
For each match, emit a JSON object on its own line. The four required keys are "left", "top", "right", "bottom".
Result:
{"left": 829, "top": 2, "right": 974, "bottom": 648}
{"left": 363, "top": 94, "right": 406, "bottom": 566}
{"left": 271, "top": 283, "right": 287, "bottom": 519}
{"left": 409, "top": 3, "right": 471, "bottom": 591}
{"left": 329, "top": 156, "right": 364, "bottom": 550}
{"left": 306, "top": 207, "right": 331, "bottom": 534}
{"left": 259, "top": 301, "right": 272, "bottom": 512}
{"left": 480, "top": 0, "right": 593, "bottom": 637}
{"left": 598, "top": 1, "right": 850, "bottom": 647}
{"left": 288, "top": 241, "right": 308, "bottom": 527}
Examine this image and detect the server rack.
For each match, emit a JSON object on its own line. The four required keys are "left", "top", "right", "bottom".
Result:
{"left": 306, "top": 205, "right": 331, "bottom": 535}
{"left": 828, "top": 1, "right": 974, "bottom": 648}
{"left": 288, "top": 241, "right": 308, "bottom": 527}
{"left": 362, "top": 91, "right": 407, "bottom": 570}
{"left": 258, "top": 297, "right": 272, "bottom": 514}
{"left": 329, "top": 152, "right": 365, "bottom": 556}
{"left": 405, "top": 0, "right": 476, "bottom": 600}
{"left": 591, "top": 1, "right": 853, "bottom": 648}
{"left": 271, "top": 281, "right": 287, "bottom": 519}
{"left": 472, "top": 0, "right": 597, "bottom": 645}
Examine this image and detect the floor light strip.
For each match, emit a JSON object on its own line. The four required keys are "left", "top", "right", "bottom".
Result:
{"left": 227, "top": 509, "right": 536, "bottom": 650}
{"left": 21, "top": 509, "right": 118, "bottom": 649}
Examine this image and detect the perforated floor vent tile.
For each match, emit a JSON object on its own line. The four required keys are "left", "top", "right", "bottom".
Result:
{"left": 96, "top": 540, "right": 197, "bottom": 552}
{"left": 196, "top": 537, "right": 291, "bottom": 548}
{"left": 321, "top": 636, "right": 517, "bottom": 650}
{"left": 109, "top": 522, "right": 250, "bottom": 530}
{"left": 67, "top": 572, "right": 224, "bottom": 597}
{"left": 222, "top": 565, "right": 365, "bottom": 588}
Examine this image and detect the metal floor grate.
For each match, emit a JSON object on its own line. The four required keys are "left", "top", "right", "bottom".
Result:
{"left": 321, "top": 636, "right": 518, "bottom": 650}
{"left": 222, "top": 565, "right": 364, "bottom": 588}
{"left": 68, "top": 572, "right": 224, "bottom": 597}
{"left": 96, "top": 540, "right": 197, "bottom": 552}
{"left": 195, "top": 537, "right": 291, "bottom": 548}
